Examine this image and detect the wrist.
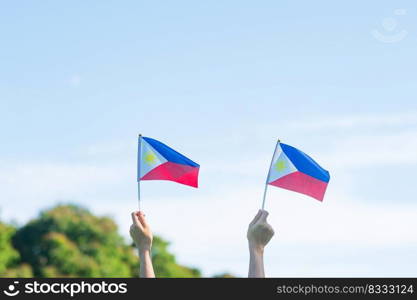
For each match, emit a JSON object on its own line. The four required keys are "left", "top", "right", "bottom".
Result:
{"left": 138, "top": 247, "right": 152, "bottom": 258}
{"left": 249, "top": 242, "right": 264, "bottom": 255}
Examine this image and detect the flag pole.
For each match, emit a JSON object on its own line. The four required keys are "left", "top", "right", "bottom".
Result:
{"left": 261, "top": 139, "right": 281, "bottom": 210}
{"left": 137, "top": 134, "right": 142, "bottom": 211}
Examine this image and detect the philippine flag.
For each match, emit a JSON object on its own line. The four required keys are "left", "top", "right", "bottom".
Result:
{"left": 267, "top": 142, "right": 330, "bottom": 201}
{"left": 138, "top": 136, "right": 200, "bottom": 188}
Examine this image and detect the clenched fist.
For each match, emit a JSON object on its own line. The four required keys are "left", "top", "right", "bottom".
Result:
{"left": 130, "top": 211, "right": 153, "bottom": 253}
{"left": 247, "top": 210, "right": 274, "bottom": 252}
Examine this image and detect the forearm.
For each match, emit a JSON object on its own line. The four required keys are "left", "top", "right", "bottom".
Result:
{"left": 248, "top": 245, "right": 265, "bottom": 278}
{"left": 139, "top": 249, "right": 155, "bottom": 278}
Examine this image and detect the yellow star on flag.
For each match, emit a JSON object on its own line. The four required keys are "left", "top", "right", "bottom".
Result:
{"left": 144, "top": 152, "right": 157, "bottom": 165}
{"left": 275, "top": 159, "right": 286, "bottom": 171}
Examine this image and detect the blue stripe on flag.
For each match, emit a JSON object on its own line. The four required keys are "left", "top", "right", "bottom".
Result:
{"left": 280, "top": 143, "right": 330, "bottom": 183}
{"left": 142, "top": 137, "right": 199, "bottom": 168}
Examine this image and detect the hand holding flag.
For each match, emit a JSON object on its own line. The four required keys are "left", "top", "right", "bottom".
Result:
{"left": 247, "top": 210, "right": 275, "bottom": 250}
{"left": 130, "top": 211, "right": 153, "bottom": 252}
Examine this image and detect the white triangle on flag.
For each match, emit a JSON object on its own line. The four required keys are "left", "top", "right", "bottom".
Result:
{"left": 267, "top": 146, "right": 297, "bottom": 183}
{"left": 139, "top": 139, "right": 168, "bottom": 178}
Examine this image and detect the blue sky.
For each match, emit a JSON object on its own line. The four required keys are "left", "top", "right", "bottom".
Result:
{"left": 1, "top": 1, "right": 416, "bottom": 277}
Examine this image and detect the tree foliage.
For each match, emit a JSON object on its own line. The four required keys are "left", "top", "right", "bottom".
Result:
{"left": 0, "top": 222, "right": 33, "bottom": 277}
{"left": 0, "top": 204, "right": 201, "bottom": 278}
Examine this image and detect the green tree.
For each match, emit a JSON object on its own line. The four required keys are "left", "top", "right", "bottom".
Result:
{"left": 10, "top": 204, "right": 201, "bottom": 278}
{"left": 0, "top": 222, "right": 33, "bottom": 277}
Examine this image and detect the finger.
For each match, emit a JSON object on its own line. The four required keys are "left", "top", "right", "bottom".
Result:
{"left": 137, "top": 211, "right": 149, "bottom": 228}
{"left": 250, "top": 210, "right": 262, "bottom": 225}
{"left": 131, "top": 212, "right": 144, "bottom": 230}
{"left": 258, "top": 210, "right": 269, "bottom": 222}
{"left": 249, "top": 210, "right": 263, "bottom": 226}
{"left": 131, "top": 212, "right": 139, "bottom": 225}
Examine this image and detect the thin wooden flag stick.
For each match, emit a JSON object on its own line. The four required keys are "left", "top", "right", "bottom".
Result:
{"left": 137, "top": 134, "right": 142, "bottom": 211}
{"left": 261, "top": 139, "right": 281, "bottom": 210}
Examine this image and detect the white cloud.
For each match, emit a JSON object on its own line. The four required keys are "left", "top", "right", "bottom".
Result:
{"left": 324, "top": 129, "right": 417, "bottom": 168}
{"left": 0, "top": 161, "right": 132, "bottom": 224}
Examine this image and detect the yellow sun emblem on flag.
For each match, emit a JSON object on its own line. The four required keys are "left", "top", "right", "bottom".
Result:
{"left": 275, "top": 159, "right": 286, "bottom": 171}
{"left": 144, "top": 151, "right": 157, "bottom": 165}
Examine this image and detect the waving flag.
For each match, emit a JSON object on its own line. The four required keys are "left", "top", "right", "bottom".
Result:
{"left": 266, "top": 141, "right": 330, "bottom": 201}
{"left": 138, "top": 136, "right": 199, "bottom": 188}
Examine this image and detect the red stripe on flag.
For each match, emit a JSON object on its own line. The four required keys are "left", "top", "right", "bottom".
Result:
{"left": 269, "top": 171, "right": 328, "bottom": 201}
{"left": 141, "top": 162, "right": 199, "bottom": 188}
